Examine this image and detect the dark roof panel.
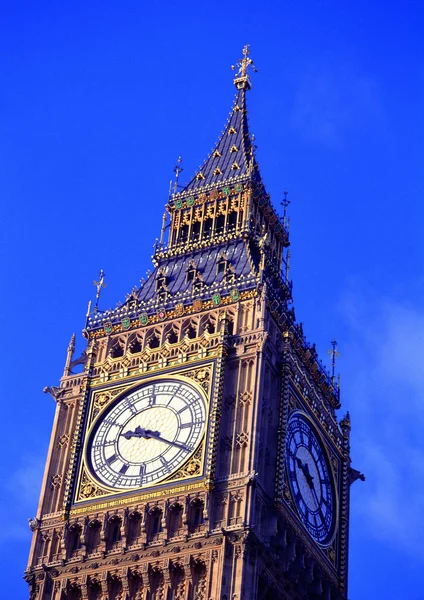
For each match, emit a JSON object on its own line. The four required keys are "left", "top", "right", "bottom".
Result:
{"left": 137, "top": 239, "right": 255, "bottom": 305}
{"left": 180, "top": 87, "right": 262, "bottom": 193}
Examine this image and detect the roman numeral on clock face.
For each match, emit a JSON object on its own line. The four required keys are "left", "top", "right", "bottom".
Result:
{"left": 89, "top": 379, "right": 207, "bottom": 490}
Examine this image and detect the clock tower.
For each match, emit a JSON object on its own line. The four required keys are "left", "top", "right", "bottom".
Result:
{"left": 26, "top": 47, "right": 361, "bottom": 600}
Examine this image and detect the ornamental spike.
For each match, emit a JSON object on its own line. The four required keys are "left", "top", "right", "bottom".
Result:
{"left": 231, "top": 44, "right": 257, "bottom": 90}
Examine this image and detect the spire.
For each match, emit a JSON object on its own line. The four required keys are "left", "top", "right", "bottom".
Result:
{"left": 178, "top": 45, "right": 261, "bottom": 194}
{"left": 63, "top": 333, "right": 76, "bottom": 377}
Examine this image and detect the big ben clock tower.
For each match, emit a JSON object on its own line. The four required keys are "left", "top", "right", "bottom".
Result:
{"left": 26, "top": 47, "right": 362, "bottom": 600}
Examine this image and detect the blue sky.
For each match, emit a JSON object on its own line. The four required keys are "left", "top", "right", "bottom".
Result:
{"left": 1, "top": 1, "right": 424, "bottom": 598}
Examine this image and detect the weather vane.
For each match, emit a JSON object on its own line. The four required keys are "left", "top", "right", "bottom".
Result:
{"left": 173, "top": 156, "right": 183, "bottom": 195}
{"left": 232, "top": 45, "right": 257, "bottom": 88}
{"left": 281, "top": 190, "right": 291, "bottom": 227}
{"left": 328, "top": 340, "right": 340, "bottom": 385}
{"left": 93, "top": 269, "right": 106, "bottom": 315}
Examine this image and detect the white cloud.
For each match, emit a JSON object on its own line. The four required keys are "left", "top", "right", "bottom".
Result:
{"left": 0, "top": 454, "right": 45, "bottom": 543}
{"left": 340, "top": 293, "right": 424, "bottom": 557}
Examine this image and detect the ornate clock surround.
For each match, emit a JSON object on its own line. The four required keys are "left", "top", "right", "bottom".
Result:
{"left": 276, "top": 371, "right": 345, "bottom": 572}
{"left": 72, "top": 362, "right": 217, "bottom": 506}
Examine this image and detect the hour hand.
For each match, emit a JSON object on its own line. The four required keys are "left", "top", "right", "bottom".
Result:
{"left": 295, "top": 457, "right": 314, "bottom": 488}
{"left": 122, "top": 426, "right": 148, "bottom": 439}
{"left": 122, "top": 426, "right": 161, "bottom": 440}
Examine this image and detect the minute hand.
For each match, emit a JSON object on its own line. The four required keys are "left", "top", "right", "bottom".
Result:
{"left": 145, "top": 430, "right": 189, "bottom": 451}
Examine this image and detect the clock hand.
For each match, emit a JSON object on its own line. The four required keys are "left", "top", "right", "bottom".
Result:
{"left": 122, "top": 426, "right": 160, "bottom": 440}
{"left": 121, "top": 427, "right": 189, "bottom": 451}
{"left": 143, "top": 429, "right": 190, "bottom": 451}
{"left": 295, "top": 456, "right": 315, "bottom": 489}
{"left": 310, "top": 486, "right": 327, "bottom": 526}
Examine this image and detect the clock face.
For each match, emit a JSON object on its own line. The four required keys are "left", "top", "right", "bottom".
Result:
{"left": 87, "top": 379, "right": 207, "bottom": 490}
{"left": 285, "top": 412, "right": 336, "bottom": 545}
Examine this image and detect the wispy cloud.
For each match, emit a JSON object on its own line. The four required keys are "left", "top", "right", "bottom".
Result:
{"left": 340, "top": 291, "right": 424, "bottom": 557}
{"left": 290, "top": 64, "right": 384, "bottom": 146}
{"left": 0, "top": 454, "right": 45, "bottom": 543}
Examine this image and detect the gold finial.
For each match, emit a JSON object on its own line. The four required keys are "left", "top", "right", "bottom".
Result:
{"left": 328, "top": 340, "right": 341, "bottom": 385}
{"left": 232, "top": 45, "right": 257, "bottom": 90}
{"left": 93, "top": 269, "right": 106, "bottom": 315}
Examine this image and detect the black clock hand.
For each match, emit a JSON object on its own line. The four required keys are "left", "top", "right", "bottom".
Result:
{"left": 122, "top": 426, "right": 160, "bottom": 440}
{"left": 295, "top": 456, "right": 315, "bottom": 489}
{"left": 144, "top": 430, "right": 190, "bottom": 451}
{"left": 122, "top": 427, "right": 189, "bottom": 451}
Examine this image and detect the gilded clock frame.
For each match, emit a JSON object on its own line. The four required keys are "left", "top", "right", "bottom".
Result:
{"left": 73, "top": 365, "right": 214, "bottom": 505}
{"left": 285, "top": 409, "right": 339, "bottom": 548}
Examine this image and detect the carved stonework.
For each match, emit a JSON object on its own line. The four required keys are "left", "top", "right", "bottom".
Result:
{"left": 50, "top": 474, "right": 62, "bottom": 489}
{"left": 77, "top": 468, "right": 109, "bottom": 500}
{"left": 92, "top": 387, "right": 123, "bottom": 417}
{"left": 167, "top": 442, "right": 204, "bottom": 481}
{"left": 183, "top": 366, "right": 212, "bottom": 394}
{"left": 58, "top": 434, "right": 69, "bottom": 448}
{"left": 238, "top": 390, "right": 252, "bottom": 406}
{"left": 235, "top": 432, "right": 249, "bottom": 448}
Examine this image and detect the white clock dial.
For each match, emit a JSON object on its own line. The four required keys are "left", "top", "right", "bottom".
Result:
{"left": 87, "top": 379, "right": 207, "bottom": 490}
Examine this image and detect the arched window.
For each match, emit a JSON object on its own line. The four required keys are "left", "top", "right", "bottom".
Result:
{"left": 167, "top": 503, "right": 183, "bottom": 538}
{"left": 192, "top": 221, "right": 201, "bottom": 240}
{"left": 180, "top": 224, "right": 189, "bottom": 243}
{"left": 68, "top": 524, "right": 82, "bottom": 554}
{"left": 129, "top": 338, "right": 142, "bottom": 354}
{"left": 216, "top": 214, "right": 225, "bottom": 234}
{"left": 127, "top": 511, "right": 142, "bottom": 546}
{"left": 146, "top": 508, "right": 163, "bottom": 542}
{"left": 86, "top": 520, "right": 101, "bottom": 554}
{"left": 110, "top": 342, "right": 124, "bottom": 358}
{"left": 147, "top": 333, "right": 160, "bottom": 349}
{"left": 203, "top": 218, "right": 213, "bottom": 238}
{"left": 107, "top": 516, "right": 122, "bottom": 549}
{"left": 228, "top": 211, "right": 237, "bottom": 230}
{"left": 67, "top": 584, "right": 82, "bottom": 600}
{"left": 167, "top": 329, "right": 178, "bottom": 344}
{"left": 188, "top": 499, "right": 204, "bottom": 533}
{"left": 152, "top": 514, "right": 161, "bottom": 535}
{"left": 186, "top": 325, "right": 196, "bottom": 339}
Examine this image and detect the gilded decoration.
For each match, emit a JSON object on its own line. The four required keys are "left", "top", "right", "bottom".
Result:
{"left": 73, "top": 365, "right": 213, "bottom": 504}
{"left": 166, "top": 440, "right": 204, "bottom": 481}
{"left": 77, "top": 468, "right": 109, "bottom": 500}
{"left": 182, "top": 366, "right": 211, "bottom": 394}
{"left": 92, "top": 386, "right": 126, "bottom": 419}
{"left": 88, "top": 289, "right": 257, "bottom": 340}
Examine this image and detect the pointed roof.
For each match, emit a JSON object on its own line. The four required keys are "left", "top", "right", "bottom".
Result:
{"left": 178, "top": 45, "right": 263, "bottom": 195}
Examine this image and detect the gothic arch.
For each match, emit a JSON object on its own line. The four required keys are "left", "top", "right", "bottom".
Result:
{"left": 166, "top": 502, "right": 184, "bottom": 538}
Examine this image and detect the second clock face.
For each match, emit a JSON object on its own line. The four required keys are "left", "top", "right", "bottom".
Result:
{"left": 87, "top": 379, "right": 207, "bottom": 490}
{"left": 285, "top": 412, "right": 336, "bottom": 545}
